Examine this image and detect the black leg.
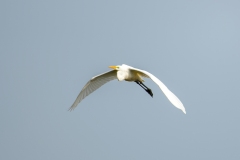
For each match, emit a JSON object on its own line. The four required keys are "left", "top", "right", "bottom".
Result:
{"left": 135, "top": 81, "right": 153, "bottom": 97}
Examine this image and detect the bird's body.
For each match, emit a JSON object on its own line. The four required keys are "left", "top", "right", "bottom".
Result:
{"left": 114, "top": 65, "right": 147, "bottom": 82}
{"left": 69, "top": 64, "right": 186, "bottom": 114}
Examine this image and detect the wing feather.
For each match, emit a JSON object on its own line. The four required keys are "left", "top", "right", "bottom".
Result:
{"left": 69, "top": 70, "right": 117, "bottom": 111}
{"left": 127, "top": 65, "right": 186, "bottom": 114}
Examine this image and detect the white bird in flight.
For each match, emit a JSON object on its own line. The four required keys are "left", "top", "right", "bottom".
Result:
{"left": 69, "top": 64, "right": 186, "bottom": 114}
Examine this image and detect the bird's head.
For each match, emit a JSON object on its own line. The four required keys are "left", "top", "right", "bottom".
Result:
{"left": 109, "top": 65, "right": 120, "bottom": 70}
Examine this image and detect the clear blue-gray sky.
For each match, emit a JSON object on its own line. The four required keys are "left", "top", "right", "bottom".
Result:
{"left": 1, "top": 1, "right": 240, "bottom": 159}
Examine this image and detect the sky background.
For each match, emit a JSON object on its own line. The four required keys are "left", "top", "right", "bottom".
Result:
{"left": 1, "top": 0, "right": 240, "bottom": 160}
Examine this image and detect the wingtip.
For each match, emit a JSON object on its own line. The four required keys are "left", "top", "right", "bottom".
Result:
{"left": 68, "top": 107, "right": 75, "bottom": 112}
{"left": 182, "top": 109, "right": 186, "bottom": 114}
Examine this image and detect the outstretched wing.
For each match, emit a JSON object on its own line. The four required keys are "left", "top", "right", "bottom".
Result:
{"left": 127, "top": 65, "right": 186, "bottom": 114}
{"left": 69, "top": 70, "right": 117, "bottom": 111}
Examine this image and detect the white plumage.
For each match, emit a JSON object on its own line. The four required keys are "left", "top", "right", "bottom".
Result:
{"left": 69, "top": 64, "right": 186, "bottom": 114}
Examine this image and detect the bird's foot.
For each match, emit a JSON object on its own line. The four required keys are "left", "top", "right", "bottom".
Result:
{"left": 146, "top": 88, "right": 153, "bottom": 97}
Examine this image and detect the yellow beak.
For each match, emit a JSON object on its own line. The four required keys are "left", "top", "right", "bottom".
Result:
{"left": 109, "top": 66, "right": 117, "bottom": 70}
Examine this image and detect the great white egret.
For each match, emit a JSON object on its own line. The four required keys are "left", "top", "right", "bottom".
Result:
{"left": 69, "top": 64, "right": 186, "bottom": 114}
